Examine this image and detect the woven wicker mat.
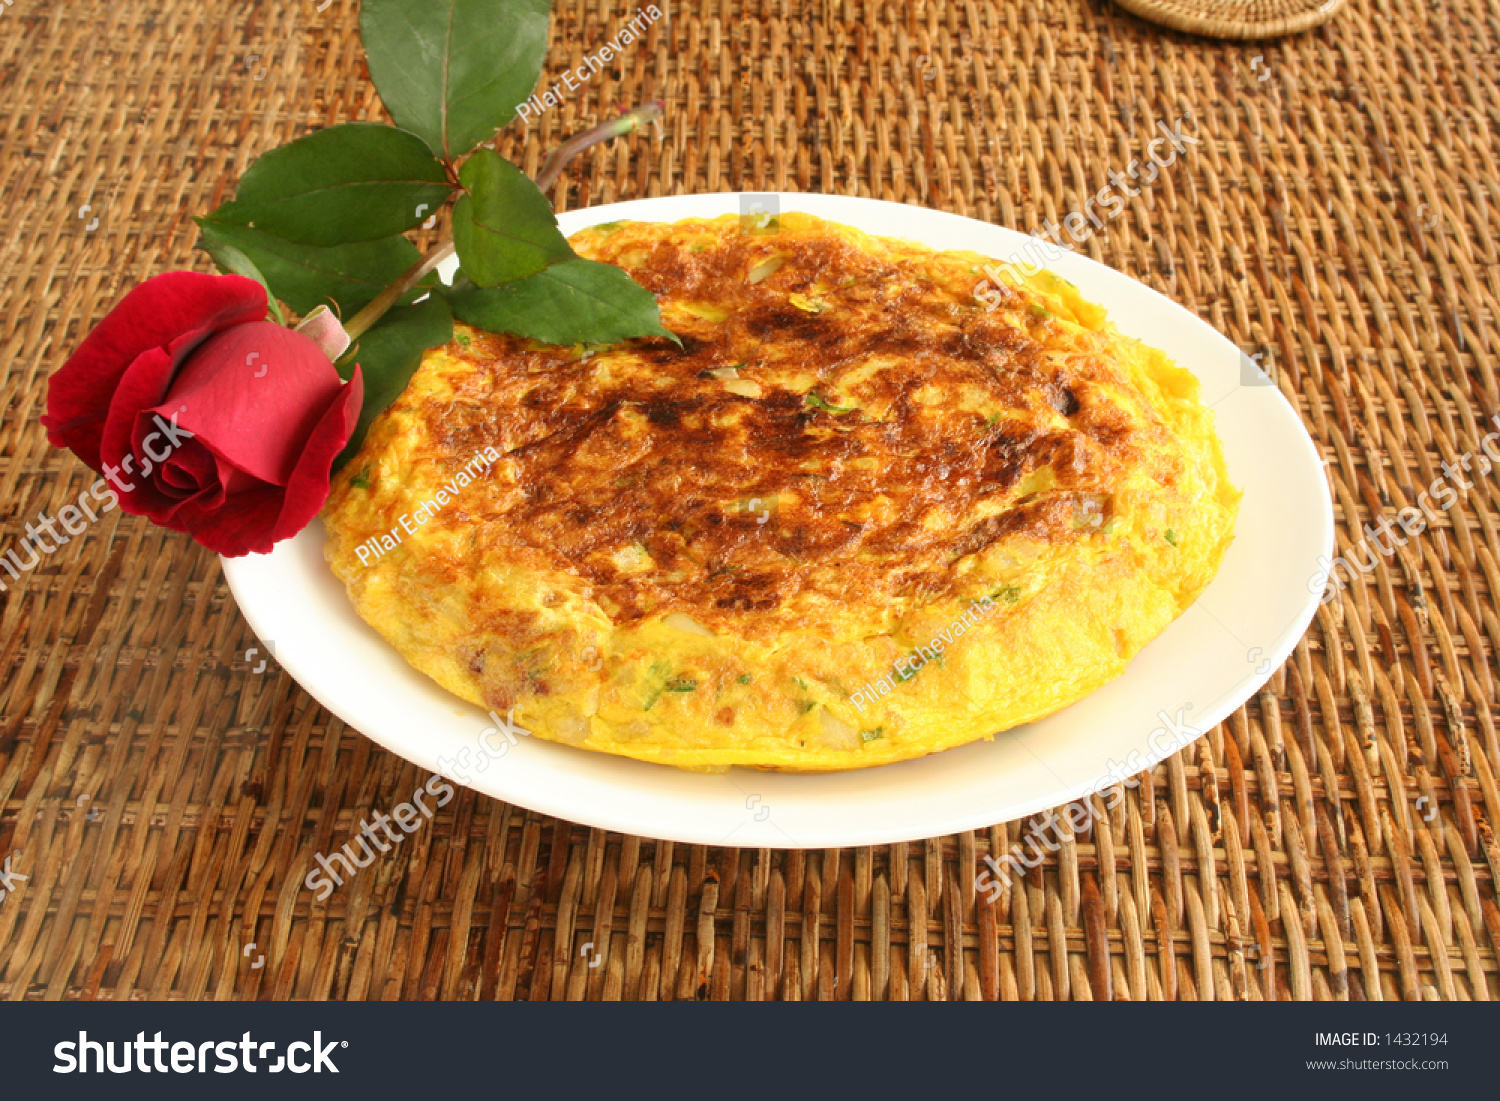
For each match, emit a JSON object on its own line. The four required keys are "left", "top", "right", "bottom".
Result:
{"left": 1, "top": 0, "right": 1497, "bottom": 1002}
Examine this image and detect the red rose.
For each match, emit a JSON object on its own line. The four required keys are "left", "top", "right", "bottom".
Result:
{"left": 43, "top": 271, "right": 364, "bottom": 557}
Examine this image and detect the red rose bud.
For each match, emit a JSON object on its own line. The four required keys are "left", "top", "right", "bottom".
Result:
{"left": 43, "top": 271, "right": 364, "bottom": 557}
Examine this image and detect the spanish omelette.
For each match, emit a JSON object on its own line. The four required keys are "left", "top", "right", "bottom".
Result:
{"left": 322, "top": 212, "right": 1239, "bottom": 771}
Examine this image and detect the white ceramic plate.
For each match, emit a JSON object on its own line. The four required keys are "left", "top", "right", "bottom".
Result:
{"left": 222, "top": 192, "right": 1333, "bottom": 848}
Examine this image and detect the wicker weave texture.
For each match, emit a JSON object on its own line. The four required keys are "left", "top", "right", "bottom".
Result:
{"left": 0, "top": 0, "right": 1497, "bottom": 1001}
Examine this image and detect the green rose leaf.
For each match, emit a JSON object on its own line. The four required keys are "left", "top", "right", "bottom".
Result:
{"left": 452, "top": 149, "right": 574, "bottom": 287}
{"left": 194, "top": 236, "right": 287, "bottom": 325}
{"left": 333, "top": 293, "right": 454, "bottom": 468}
{"left": 360, "top": 0, "right": 551, "bottom": 160}
{"left": 196, "top": 217, "right": 423, "bottom": 317}
{"left": 211, "top": 123, "right": 453, "bottom": 247}
{"left": 447, "top": 257, "right": 679, "bottom": 346}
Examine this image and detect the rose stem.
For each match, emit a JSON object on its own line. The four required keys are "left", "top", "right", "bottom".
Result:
{"left": 341, "top": 242, "right": 453, "bottom": 342}
{"left": 341, "top": 100, "right": 665, "bottom": 343}
{"left": 534, "top": 100, "right": 662, "bottom": 192}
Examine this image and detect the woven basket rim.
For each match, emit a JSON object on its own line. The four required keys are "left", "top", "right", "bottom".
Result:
{"left": 1111, "top": 0, "right": 1348, "bottom": 39}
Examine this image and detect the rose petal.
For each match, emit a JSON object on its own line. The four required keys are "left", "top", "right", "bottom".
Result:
{"left": 268, "top": 366, "right": 365, "bottom": 545}
{"left": 94, "top": 345, "right": 187, "bottom": 518}
{"left": 162, "top": 322, "right": 345, "bottom": 487}
{"left": 153, "top": 439, "right": 228, "bottom": 510}
{"left": 180, "top": 366, "right": 363, "bottom": 557}
{"left": 112, "top": 439, "right": 215, "bottom": 521}
{"left": 149, "top": 483, "right": 285, "bottom": 558}
{"left": 158, "top": 448, "right": 206, "bottom": 493}
{"left": 43, "top": 272, "right": 267, "bottom": 470}
{"left": 97, "top": 343, "right": 174, "bottom": 460}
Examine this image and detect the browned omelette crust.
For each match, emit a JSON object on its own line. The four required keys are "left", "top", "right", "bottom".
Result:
{"left": 323, "top": 212, "right": 1239, "bottom": 770}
